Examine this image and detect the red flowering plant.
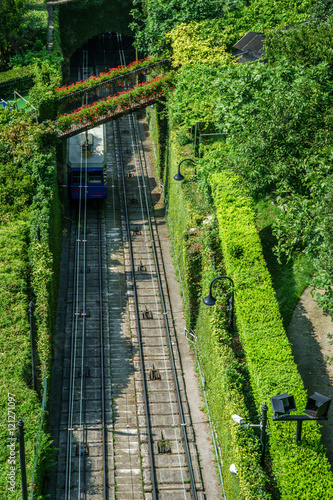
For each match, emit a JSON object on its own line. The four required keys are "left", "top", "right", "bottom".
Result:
{"left": 56, "top": 73, "right": 174, "bottom": 135}
{"left": 55, "top": 56, "right": 169, "bottom": 99}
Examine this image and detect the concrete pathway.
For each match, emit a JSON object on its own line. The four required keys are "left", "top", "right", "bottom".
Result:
{"left": 287, "top": 286, "right": 333, "bottom": 466}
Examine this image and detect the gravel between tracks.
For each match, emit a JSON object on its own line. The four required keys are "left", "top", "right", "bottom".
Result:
{"left": 139, "top": 116, "right": 223, "bottom": 498}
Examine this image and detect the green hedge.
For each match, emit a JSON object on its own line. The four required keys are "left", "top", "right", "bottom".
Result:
{"left": 0, "top": 116, "right": 61, "bottom": 497}
{"left": 0, "top": 221, "right": 48, "bottom": 500}
{"left": 211, "top": 171, "right": 333, "bottom": 499}
{"left": 0, "top": 66, "right": 34, "bottom": 96}
{"left": 154, "top": 114, "right": 271, "bottom": 497}
{"left": 265, "top": 21, "right": 333, "bottom": 66}
{"left": 196, "top": 242, "right": 270, "bottom": 499}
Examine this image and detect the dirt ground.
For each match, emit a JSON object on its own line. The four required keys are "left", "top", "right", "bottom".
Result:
{"left": 287, "top": 286, "right": 333, "bottom": 466}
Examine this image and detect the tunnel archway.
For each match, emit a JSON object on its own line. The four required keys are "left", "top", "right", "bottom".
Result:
{"left": 69, "top": 33, "right": 137, "bottom": 83}
{"left": 58, "top": 0, "right": 134, "bottom": 82}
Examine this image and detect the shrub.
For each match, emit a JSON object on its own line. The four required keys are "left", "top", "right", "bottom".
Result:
{"left": 211, "top": 171, "right": 333, "bottom": 498}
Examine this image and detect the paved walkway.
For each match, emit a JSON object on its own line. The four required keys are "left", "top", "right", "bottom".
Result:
{"left": 287, "top": 287, "right": 333, "bottom": 467}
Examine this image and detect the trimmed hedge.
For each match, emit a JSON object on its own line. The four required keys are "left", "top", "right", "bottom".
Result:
{"left": 0, "top": 221, "right": 48, "bottom": 499}
{"left": 211, "top": 171, "right": 333, "bottom": 499}
{"left": 150, "top": 108, "right": 270, "bottom": 496}
{"left": 195, "top": 225, "right": 271, "bottom": 499}
{"left": 0, "top": 66, "right": 34, "bottom": 97}
{"left": 0, "top": 117, "right": 61, "bottom": 497}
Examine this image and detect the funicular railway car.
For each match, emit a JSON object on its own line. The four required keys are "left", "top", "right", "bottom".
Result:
{"left": 68, "top": 125, "right": 107, "bottom": 199}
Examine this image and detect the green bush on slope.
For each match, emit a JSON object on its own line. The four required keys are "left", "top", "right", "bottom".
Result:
{"left": 211, "top": 171, "right": 333, "bottom": 499}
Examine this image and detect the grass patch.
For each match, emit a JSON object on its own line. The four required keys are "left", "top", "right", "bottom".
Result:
{"left": 254, "top": 197, "right": 314, "bottom": 328}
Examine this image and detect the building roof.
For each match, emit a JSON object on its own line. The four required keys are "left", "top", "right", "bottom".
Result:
{"left": 233, "top": 31, "right": 266, "bottom": 63}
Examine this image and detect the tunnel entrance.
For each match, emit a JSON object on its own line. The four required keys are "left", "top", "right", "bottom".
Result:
{"left": 69, "top": 33, "right": 138, "bottom": 83}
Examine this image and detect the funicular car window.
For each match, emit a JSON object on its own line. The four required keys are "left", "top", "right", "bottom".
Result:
{"left": 72, "top": 172, "right": 81, "bottom": 184}
{"left": 88, "top": 171, "right": 102, "bottom": 184}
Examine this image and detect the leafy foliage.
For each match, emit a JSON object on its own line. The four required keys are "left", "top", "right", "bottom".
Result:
{"left": 0, "top": 0, "right": 49, "bottom": 71}
{"left": 146, "top": 0, "right": 333, "bottom": 497}
{"left": 157, "top": 113, "right": 272, "bottom": 498}
{"left": 311, "top": 0, "right": 333, "bottom": 22}
{"left": 212, "top": 62, "right": 333, "bottom": 198}
{"left": 0, "top": 65, "right": 34, "bottom": 97}
{"left": 265, "top": 21, "right": 333, "bottom": 66}
{"left": 169, "top": 65, "right": 222, "bottom": 130}
{"left": 29, "top": 59, "right": 62, "bottom": 121}
{"left": 166, "top": 19, "right": 233, "bottom": 68}
{"left": 0, "top": 0, "right": 27, "bottom": 69}
{"left": 0, "top": 111, "right": 60, "bottom": 497}
{"left": 131, "top": 0, "right": 312, "bottom": 55}
{"left": 130, "top": 0, "right": 227, "bottom": 55}
{"left": 211, "top": 172, "right": 333, "bottom": 498}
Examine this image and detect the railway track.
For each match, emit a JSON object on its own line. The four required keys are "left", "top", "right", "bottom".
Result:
{"left": 106, "top": 113, "right": 205, "bottom": 498}
{"left": 56, "top": 199, "right": 112, "bottom": 499}
{"left": 50, "top": 34, "right": 206, "bottom": 500}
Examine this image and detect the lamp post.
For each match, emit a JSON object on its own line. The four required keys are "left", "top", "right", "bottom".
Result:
{"left": 232, "top": 404, "right": 268, "bottom": 465}
{"left": 174, "top": 158, "right": 196, "bottom": 181}
{"left": 270, "top": 392, "right": 331, "bottom": 442}
{"left": 18, "top": 420, "right": 28, "bottom": 500}
{"left": 29, "top": 301, "right": 37, "bottom": 391}
{"left": 203, "top": 275, "right": 234, "bottom": 329}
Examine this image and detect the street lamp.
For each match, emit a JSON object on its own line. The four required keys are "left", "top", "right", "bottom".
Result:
{"left": 271, "top": 392, "right": 331, "bottom": 442}
{"left": 174, "top": 158, "right": 196, "bottom": 181}
{"left": 232, "top": 404, "right": 268, "bottom": 465}
{"left": 203, "top": 275, "right": 234, "bottom": 329}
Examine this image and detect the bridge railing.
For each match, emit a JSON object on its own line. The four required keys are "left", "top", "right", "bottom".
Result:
{"left": 56, "top": 93, "right": 163, "bottom": 139}
{"left": 56, "top": 58, "right": 170, "bottom": 99}
{"left": 55, "top": 73, "right": 173, "bottom": 138}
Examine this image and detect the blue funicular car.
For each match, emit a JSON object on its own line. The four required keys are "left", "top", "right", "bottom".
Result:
{"left": 68, "top": 125, "right": 107, "bottom": 200}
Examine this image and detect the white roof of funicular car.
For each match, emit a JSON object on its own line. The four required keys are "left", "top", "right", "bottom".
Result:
{"left": 68, "top": 125, "right": 104, "bottom": 168}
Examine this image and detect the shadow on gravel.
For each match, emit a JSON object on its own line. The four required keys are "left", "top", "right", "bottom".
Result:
{"left": 287, "top": 301, "right": 333, "bottom": 469}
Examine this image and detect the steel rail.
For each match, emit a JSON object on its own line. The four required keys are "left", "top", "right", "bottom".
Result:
{"left": 130, "top": 113, "right": 198, "bottom": 500}
{"left": 65, "top": 126, "right": 90, "bottom": 499}
{"left": 64, "top": 210, "right": 78, "bottom": 500}
{"left": 115, "top": 120, "right": 158, "bottom": 499}
{"left": 78, "top": 132, "right": 89, "bottom": 498}
{"left": 65, "top": 148, "right": 86, "bottom": 499}
{"left": 126, "top": 115, "right": 188, "bottom": 497}
{"left": 65, "top": 53, "right": 109, "bottom": 500}
{"left": 98, "top": 205, "right": 108, "bottom": 500}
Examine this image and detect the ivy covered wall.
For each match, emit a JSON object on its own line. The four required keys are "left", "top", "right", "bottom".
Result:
{"left": 58, "top": 0, "right": 133, "bottom": 59}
